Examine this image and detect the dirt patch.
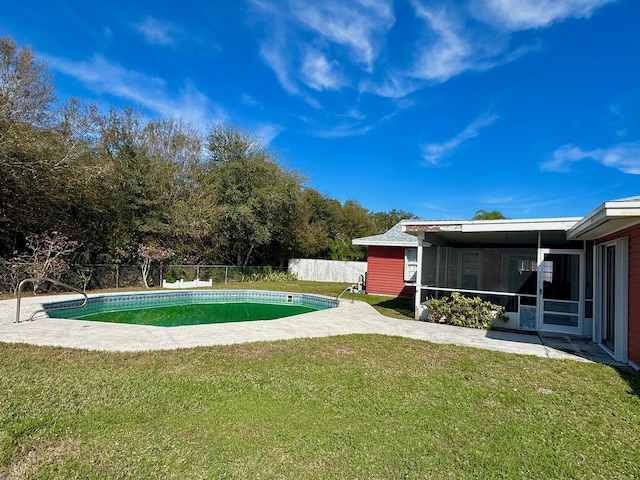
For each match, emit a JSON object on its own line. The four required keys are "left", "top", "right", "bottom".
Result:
{"left": 5, "top": 438, "right": 85, "bottom": 479}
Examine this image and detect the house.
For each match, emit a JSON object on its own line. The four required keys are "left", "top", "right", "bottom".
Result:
{"left": 396, "top": 196, "right": 640, "bottom": 370}
{"left": 352, "top": 221, "right": 418, "bottom": 297}
{"left": 566, "top": 196, "right": 640, "bottom": 368}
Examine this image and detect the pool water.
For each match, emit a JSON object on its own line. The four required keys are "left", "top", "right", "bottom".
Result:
{"left": 44, "top": 290, "right": 338, "bottom": 327}
{"left": 62, "top": 302, "right": 316, "bottom": 327}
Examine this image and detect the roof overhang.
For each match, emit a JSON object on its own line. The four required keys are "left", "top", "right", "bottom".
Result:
{"left": 567, "top": 197, "right": 640, "bottom": 240}
{"left": 352, "top": 238, "right": 417, "bottom": 247}
{"left": 352, "top": 220, "right": 419, "bottom": 247}
{"left": 403, "top": 217, "right": 581, "bottom": 246}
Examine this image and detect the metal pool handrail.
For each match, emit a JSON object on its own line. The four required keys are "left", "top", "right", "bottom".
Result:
{"left": 15, "top": 277, "right": 88, "bottom": 323}
{"left": 336, "top": 285, "right": 355, "bottom": 303}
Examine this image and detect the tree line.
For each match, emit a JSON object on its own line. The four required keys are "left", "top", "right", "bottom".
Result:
{"left": 0, "top": 36, "right": 415, "bottom": 273}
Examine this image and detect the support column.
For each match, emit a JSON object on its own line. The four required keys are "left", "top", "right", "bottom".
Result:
{"left": 414, "top": 235, "right": 425, "bottom": 320}
{"left": 536, "top": 230, "right": 542, "bottom": 331}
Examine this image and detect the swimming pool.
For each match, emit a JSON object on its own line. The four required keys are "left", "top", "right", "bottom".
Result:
{"left": 44, "top": 290, "right": 338, "bottom": 327}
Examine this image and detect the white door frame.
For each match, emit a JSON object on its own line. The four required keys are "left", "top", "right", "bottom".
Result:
{"left": 594, "top": 239, "right": 628, "bottom": 362}
{"left": 537, "top": 248, "right": 584, "bottom": 335}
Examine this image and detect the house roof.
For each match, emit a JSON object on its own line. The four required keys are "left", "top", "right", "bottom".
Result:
{"left": 402, "top": 217, "right": 581, "bottom": 246}
{"left": 567, "top": 196, "right": 640, "bottom": 240}
{"left": 403, "top": 217, "right": 580, "bottom": 233}
{"left": 352, "top": 220, "right": 419, "bottom": 247}
{"left": 356, "top": 195, "right": 640, "bottom": 247}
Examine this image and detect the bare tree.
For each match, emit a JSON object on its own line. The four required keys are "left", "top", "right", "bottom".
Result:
{"left": 138, "top": 243, "right": 173, "bottom": 288}
{"left": 13, "top": 231, "right": 80, "bottom": 293}
{"left": 0, "top": 36, "right": 54, "bottom": 126}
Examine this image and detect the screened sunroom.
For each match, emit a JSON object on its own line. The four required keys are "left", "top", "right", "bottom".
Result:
{"left": 403, "top": 218, "right": 594, "bottom": 335}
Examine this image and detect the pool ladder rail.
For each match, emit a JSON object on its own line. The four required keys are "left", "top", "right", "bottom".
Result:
{"left": 15, "top": 277, "right": 88, "bottom": 323}
{"left": 336, "top": 285, "right": 357, "bottom": 303}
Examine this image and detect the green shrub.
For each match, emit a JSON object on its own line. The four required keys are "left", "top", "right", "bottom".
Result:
{"left": 239, "top": 268, "right": 298, "bottom": 283}
{"left": 423, "top": 292, "right": 507, "bottom": 329}
{"left": 164, "top": 264, "right": 187, "bottom": 283}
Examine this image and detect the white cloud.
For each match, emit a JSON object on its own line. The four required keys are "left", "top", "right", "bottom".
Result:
{"left": 259, "top": 40, "right": 298, "bottom": 95}
{"left": 395, "top": 0, "right": 612, "bottom": 92}
{"left": 253, "top": 123, "right": 283, "bottom": 145}
{"left": 248, "top": 0, "right": 613, "bottom": 138}
{"left": 407, "top": 2, "right": 541, "bottom": 86}
{"left": 301, "top": 49, "right": 343, "bottom": 91}
{"left": 542, "top": 142, "right": 640, "bottom": 174}
{"left": 411, "top": 5, "right": 472, "bottom": 82}
{"left": 359, "top": 72, "right": 419, "bottom": 99}
{"left": 289, "top": 0, "right": 394, "bottom": 70}
{"left": 133, "top": 17, "right": 182, "bottom": 46}
{"left": 241, "top": 93, "right": 262, "bottom": 109}
{"left": 315, "top": 122, "right": 376, "bottom": 139}
{"left": 339, "top": 108, "right": 366, "bottom": 120}
{"left": 258, "top": 39, "right": 321, "bottom": 108}
{"left": 541, "top": 144, "right": 594, "bottom": 172}
{"left": 421, "top": 113, "right": 499, "bottom": 165}
{"left": 46, "top": 54, "right": 226, "bottom": 129}
{"left": 480, "top": 195, "right": 516, "bottom": 205}
{"left": 250, "top": 0, "right": 615, "bottom": 101}
{"left": 250, "top": 0, "right": 394, "bottom": 101}
{"left": 480, "top": 193, "right": 576, "bottom": 216}
{"left": 473, "top": 0, "right": 615, "bottom": 31}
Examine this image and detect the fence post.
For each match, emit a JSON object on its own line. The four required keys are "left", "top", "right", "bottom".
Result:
{"left": 225, "top": 266, "right": 228, "bottom": 284}
{"left": 116, "top": 265, "right": 119, "bottom": 289}
{"left": 197, "top": 265, "right": 200, "bottom": 280}
{"left": 160, "top": 263, "right": 163, "bottom": 286}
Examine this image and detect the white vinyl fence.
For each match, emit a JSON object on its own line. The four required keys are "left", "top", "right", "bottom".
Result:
{"left": 288, "top": 259, "right": 367, "bottom": 283}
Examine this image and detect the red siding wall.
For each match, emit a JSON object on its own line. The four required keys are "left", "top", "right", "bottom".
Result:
{"left": 366, "top": 246, "right": 416, "bottom": 297}
{"left": 598, "top": 224, "right": 640, "bottom": 366}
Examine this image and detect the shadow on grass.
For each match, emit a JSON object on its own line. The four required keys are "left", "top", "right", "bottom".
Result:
{"left": 367, "top": 296, "right": 414, "bottom": 320}
{"left": 618, "top": 367, "right": 640, "bottom": 401}
{"left": 535, "top": 340, "right": 640, "bottom": 400}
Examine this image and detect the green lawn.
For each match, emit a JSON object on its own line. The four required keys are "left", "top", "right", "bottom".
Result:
{"left": 1, "top": 281, "right": 639, "bottom": 478}
{"left": 1, "top": 337, "right": 639, "bottom": 479}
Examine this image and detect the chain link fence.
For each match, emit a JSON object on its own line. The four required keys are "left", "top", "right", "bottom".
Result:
{"left": 0, "top": 262, "right": 291, "bottom": 294}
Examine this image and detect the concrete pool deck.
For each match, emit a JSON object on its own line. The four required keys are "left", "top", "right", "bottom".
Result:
{"left": 0, "top": 292, "right": 622, "bottom": 366}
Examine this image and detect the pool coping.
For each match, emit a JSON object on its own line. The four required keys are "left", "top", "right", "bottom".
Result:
{"left": 0, "top": 291, "right": 620, "bottom": 366}
{"left": 44, "top": 289, "right": 338, "bottom": 323}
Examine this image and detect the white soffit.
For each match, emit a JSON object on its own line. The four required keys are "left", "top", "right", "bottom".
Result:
{"left": 352, "top": 238, "right": 417, "bottom": 246}
{"left": 568, "top": 197, "right": 640, "bottom": 240}
{"left": 404, "top": 217, "right": 580, "bottom": 234}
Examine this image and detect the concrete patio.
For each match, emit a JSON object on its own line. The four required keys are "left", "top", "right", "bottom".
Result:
{"left": 0, "top": 292, "right": 624, "bottom": 367}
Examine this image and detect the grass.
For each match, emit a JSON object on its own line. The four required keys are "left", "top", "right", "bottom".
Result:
{"left": 2, "top": 280, "right": 639, "bottom": 478}
{"left": 1, "top": 336, "right": 639, "bottom": 479}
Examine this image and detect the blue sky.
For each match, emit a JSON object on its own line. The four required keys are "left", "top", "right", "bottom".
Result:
{"left": 2, "top": 0, "right": 639, "bottom": 220}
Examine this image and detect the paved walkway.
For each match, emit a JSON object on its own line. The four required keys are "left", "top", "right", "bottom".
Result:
{"left": 0, "top": 292, "right": 621, "bottom": 366}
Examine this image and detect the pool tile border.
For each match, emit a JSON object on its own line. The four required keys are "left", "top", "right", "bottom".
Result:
{"left": 44, "top": 290, "right": 339, "bottom": 318}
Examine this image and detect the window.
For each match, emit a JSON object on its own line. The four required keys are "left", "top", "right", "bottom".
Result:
{"left": 404, "top": 248, "right": 417, "bottom": 282}
{"left": 503, "top": 254, "right": 537, "bottom": 295}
